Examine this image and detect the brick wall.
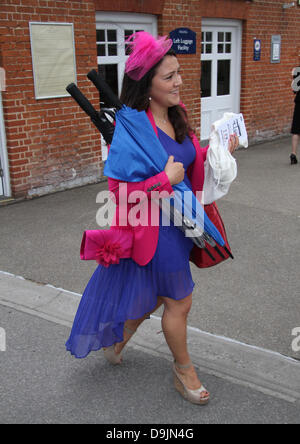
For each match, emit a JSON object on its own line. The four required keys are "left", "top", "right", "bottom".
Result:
{"left": 93, "top": 0, "right": 163, "bottom": 15}
{"left": 0, "top": 0, "right": 100, "bottom": 199}
{"left": 159, "top": 0, "right": 300, "bottom": 141}
{"left": 241, "top": 0, "right": 300, "bottom": 141}
{"left": 96, "top": 0, "right": 300, "bottom": 142}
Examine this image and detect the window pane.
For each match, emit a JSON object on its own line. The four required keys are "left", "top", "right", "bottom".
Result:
{"left": 226, "top": 32, "right": 232, "bottom": 42}
{"left": 98, "top": 64, "right": 118, "bottom": 106}
{"left": 217, "top": 60, "right": 231, "bottom": 96}
{"left": 218, "top": 32, "right": 224, "bottom": 42}
{"left": 107, "top": 30, "right": 117, "bottom": 42}
{"left": 125, "top": 30, "right": 134, "bottom": 38}
{"left": 218, "top": 44, "right": 224, "bottom": 53}
{"left": 225, "top": 44, "right": 231, "bottom": 53}
{"left": 201, "top": 61, "right": 212, "bottom": 98}
{"left": 97, "top": 30, "right": 105, "bottom": 42}
{"left": 206, "top": 44, "right": 212, "bottom": 54}
{"left": 97, "top": 44, "right": 106, "bottom": 57}
{"left": 125, "top": 29, "right": 145, "bottom": 54}
{"left": 125, "top": 30, "right": 134, "bottom": 54}
{"left": 206, "top": 32, "right": 212, "bottom": 42}
{"left": 125, "top": 29, "right": 144, "bottom": 39}
{"left": 108, "top": 44, "right": 117, "bottom": 56}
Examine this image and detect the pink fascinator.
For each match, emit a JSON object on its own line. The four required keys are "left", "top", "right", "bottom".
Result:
{"left": 80, "top": 228, "right": 133, "bottom": 267}
{"left": 125, "top": 31, "right": 173, "bottom": 81}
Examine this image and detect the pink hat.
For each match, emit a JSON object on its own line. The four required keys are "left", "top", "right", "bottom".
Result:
{"left": 125, "top": 31, "right": 173, "bottom": 81}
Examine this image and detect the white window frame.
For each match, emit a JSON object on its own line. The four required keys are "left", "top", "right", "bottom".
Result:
{"left": 95, "top": 12, "right": 157, "bottom": 96}
{"left": 202, "top": 18, "right": 242, "bottom": 112}
{"left": 0, "top": 91, "right": 11, "bottom": 197}
{"left": 95, "top": 12, "right": 157, "bottom": 160}
{"left": 201, "top": 18, "right": 242, "bottom": 140}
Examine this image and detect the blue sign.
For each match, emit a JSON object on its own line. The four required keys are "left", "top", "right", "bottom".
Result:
{"left": 253, "top": 39, "right": 261, "bottom": 61}
{"left": 170, "top": 28, "right": 196, "bottom": 55}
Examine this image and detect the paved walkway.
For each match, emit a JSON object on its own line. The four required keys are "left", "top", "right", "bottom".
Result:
{"left": 0, "top": 272, "right": 300, "bottom": 424}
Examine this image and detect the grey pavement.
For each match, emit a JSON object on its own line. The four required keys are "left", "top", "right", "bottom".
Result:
{"left": 0, "top": 279, "right": 300, "bottom": 424}
{"left": 0, "top": 135, "right": 300, "bottom": 424}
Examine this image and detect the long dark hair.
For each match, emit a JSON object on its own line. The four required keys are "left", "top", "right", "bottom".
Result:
{"left": 120, "top": 50, "right": 193, "bottom": 143}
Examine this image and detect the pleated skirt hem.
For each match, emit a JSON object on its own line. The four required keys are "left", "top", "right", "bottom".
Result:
{"left": 65, "top": 259, "right": 195, "bottom": 359}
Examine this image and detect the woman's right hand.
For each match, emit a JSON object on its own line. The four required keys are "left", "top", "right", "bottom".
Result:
{"left": 164, "top": 155, "right": 185, "bottom": 186}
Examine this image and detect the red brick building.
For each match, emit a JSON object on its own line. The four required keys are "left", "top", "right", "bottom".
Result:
{"left": 0, "top": 0, "right": 299, "bottom": 199}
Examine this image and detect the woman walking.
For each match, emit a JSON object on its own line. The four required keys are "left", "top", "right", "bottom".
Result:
{"left": 66, "top": 32, "right": 238, "bottom": 405}
{"left": 291, "top": 66, "right": 300, "bottom": 165}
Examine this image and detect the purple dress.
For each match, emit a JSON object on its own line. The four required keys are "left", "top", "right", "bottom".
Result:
{"left": 65, "top": 128, "right": 196, "bottom": 358}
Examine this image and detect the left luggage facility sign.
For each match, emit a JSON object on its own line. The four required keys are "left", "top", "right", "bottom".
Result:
{"left": 29, "top": 22, "right": 77, "bottom": 100}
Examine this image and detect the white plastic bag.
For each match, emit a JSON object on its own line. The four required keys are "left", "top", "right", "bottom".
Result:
{"left": 202, "top": 113, "right": 248, "bottom": 205}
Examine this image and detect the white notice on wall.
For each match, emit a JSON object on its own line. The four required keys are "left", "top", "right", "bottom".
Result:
{"left": 29, "top": 23, "right": 77, "bottom": 99}
{"left": 0, "top": 68, "right": 6, "bottom": 92}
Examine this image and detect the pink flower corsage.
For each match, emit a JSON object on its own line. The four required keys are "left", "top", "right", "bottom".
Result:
{"left": 96, "top": 241, "right": 123, "bottom": 267}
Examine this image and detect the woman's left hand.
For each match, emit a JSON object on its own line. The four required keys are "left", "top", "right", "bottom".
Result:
{"left": 228, "top": 134, "right": 239, "bottom": 154}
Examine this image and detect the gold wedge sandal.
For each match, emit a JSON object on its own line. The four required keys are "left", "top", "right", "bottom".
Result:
{"left": 173, "top": 361, "right": 210, "bottom": 405}
{"left": 103, "top": 326, "right": 136, "bottom": 365}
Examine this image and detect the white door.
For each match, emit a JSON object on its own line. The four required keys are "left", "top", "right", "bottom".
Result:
{"left": 95, "top": 12, "right": 157, "bottom": 160}
{"left": 0, "top": 147, "right": 3, "bottom": 196}
{"left": 201, "top": 19, "right": 242, "bottom": 141}
{"left": 0, "top": 91, "right": 8, "bottom": 196}
{"left": 96, "top": 12, "right": 157, "bottom": 98}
